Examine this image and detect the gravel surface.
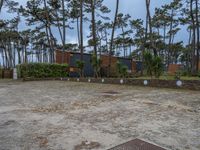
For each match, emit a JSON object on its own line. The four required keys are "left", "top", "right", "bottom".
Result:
{"left": 0, "top": 80, "right": 199, "bottom": 150}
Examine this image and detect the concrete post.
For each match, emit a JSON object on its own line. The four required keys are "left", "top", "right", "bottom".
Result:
{"left": 13, "top": 68, "right": 17, "bottom": 80}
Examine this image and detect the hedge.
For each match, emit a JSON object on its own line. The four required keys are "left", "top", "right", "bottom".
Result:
{"left": 0, "top": 68, "right": 2, "bottom": 78}
{"left": 17, "top": 63, "right": 69, "bottom": 78}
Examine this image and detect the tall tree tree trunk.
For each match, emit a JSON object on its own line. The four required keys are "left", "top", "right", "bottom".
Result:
{"left": 109, "top": 0, "right": 119, "bottom": 77}
{"left": 13, "top": 43, "right": 16, "bottom": 67}
{"left": 195, "top": 0, "right": 200, "bottom": 71}
{"left": 121, "top": 26, "right": 126, "bottom": 57}
{"left": 91, "top": 0, "right": 98, "bottom": 78}
{"left": 163, "top": 24, "right": 166, "bottom": 62}
{"left": 141, "top": 5, "right": 150, "bottom": 76}
{"left": 97, "top": 31, "right": 102, "bottom": 56}
{"left": 1, "top": 47, "right": 5, "bottom": 67}
{"left": 8, "top": 39, "right": 13, "bottom": 68}
{"left": 16, "top": 41, "right": 21, "bottom": 64}
{"left": 79, "top": 0, "right": 84, "bottom": 77}
{"left": 55, "top": 10, "right": 63, "bottom": 43}
{"left": 48, "top": 27, "right": 55, "bottom": 63}
{"left": 4, "top": 48, "right": 8, "bottom": 68}
{"left": 168, "top": 9, "right": 174, "bottom": 66}
{"left": 145, "top": 0, "right": 157, "bottom": 56}
{"left": 76, "top": 17, "right": 80, "bottom": 48}
{"left": 0, "top": 0, "right": 4, "bottom": 12}
{"left": 43, "top": 0, "right": 55, "bottom": 63}
{"left": 190, "top": 0, "right": 196, "bottom": 74}
{"left": 80, "top": 0, "right": 84, "bottom": 62}
{"left": 91, "top": 0, "right": 97, "bottom": 57}
{"left": 44, "top": 25, "right": 53, "bottom": 63}
{"left": 61, "top": 0, "right": 66, "bottom": 63}
{"left": 105, "top": 29, "right": 109, "bottom": 54}
{"left": 24, "top": 45, "right": 28, "bottom": 63}
{"left": 188, "top": 28, "right": 192, "bottom": 70}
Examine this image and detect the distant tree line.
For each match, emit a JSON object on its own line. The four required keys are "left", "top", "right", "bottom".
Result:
{"left": 0, "top": 0, "right": 199, "bottom": 75}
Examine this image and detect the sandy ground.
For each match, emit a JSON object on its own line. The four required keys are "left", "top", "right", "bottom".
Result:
{"left": 0, "top": 80, "right": 199, "bottom": 150}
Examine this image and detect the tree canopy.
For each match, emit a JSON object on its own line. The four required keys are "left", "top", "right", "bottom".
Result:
{"left": 0, "top": 0, "right": 199, "bottom": 75}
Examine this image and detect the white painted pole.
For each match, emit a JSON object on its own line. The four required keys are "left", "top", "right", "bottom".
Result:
{"left": 13, "top": 68, "right": 17, "bottom": 80}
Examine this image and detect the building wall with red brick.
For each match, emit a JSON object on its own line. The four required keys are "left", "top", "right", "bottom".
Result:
{"left": 168, "top": 64, "right": 183, "bottom": 75}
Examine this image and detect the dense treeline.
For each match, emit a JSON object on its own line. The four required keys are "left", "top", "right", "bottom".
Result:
{"left": 0, "top": 0, "right": 199, "bottom": 75}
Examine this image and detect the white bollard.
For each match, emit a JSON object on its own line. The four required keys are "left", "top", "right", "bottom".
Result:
{"left": 120, "top": 79, "right": 124, "bottom": 84}
{"left": 176, "top": 80, "right": 183, "bottom": 87}
{"left": 144, "top": 80, "right": 148, "bottom": 86}
{"left": 13, "top": 68, "right": 17, "bottom": 80}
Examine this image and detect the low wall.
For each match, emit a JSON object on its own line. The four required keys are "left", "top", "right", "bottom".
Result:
{"left": 0, "top": 69, "right": 13, "bottom": 78}
{"left": 23, "top": 77, "right": 200, "bottom": 91}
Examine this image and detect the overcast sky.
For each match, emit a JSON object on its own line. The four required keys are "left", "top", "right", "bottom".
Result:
{"left": 0, "top": 0, "right": 187, "bottom": 45}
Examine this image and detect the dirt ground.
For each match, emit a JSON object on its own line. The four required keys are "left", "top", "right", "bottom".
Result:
{"left": 0, "top": 80, "right": 199, "bottom": 150}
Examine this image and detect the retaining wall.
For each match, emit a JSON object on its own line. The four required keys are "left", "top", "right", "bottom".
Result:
{"left": 23, "top": 77, "right": 200, "bottom": 91}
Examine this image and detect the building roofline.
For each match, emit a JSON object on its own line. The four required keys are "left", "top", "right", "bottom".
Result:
{"left": 56, "top": 49, "right": 141, "bottom": 61}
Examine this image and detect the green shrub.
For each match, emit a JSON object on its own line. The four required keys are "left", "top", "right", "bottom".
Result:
{"left": 17, "top": 63, "right": 69, "bottom": 78}
{"left": 0, "top": 67, "right": 2, "bottom": 78}
{"left": 76, "top": 60, "right": 85, "bottom": 77}
{"left": 153, "top": 56, "right": 164, "bottom": 78}
{"left": 116, "top": 61, "right": 128, "bottom": 78}
{"left": 198, "top": 71, "right": 200, "bottom": 78}
{"left": 121, "top": 65, "right": 128, "bottom": 78}
{"left": 144, "top": 51, "right": 163, "bottom": 78}
{"left": 174, "top": 69, "right": 192, "bottom": 80}
{"left": 91, "top": 54, "right": 101, "bottom": 78}
{"left": 144, "top": 51, "right": 153, "bottom": 77}
{"left": 175, "top": 70, "right": 181, "bottom": 80}
{"left": 180, "top": 69, "right": 191, "bottom": 76}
